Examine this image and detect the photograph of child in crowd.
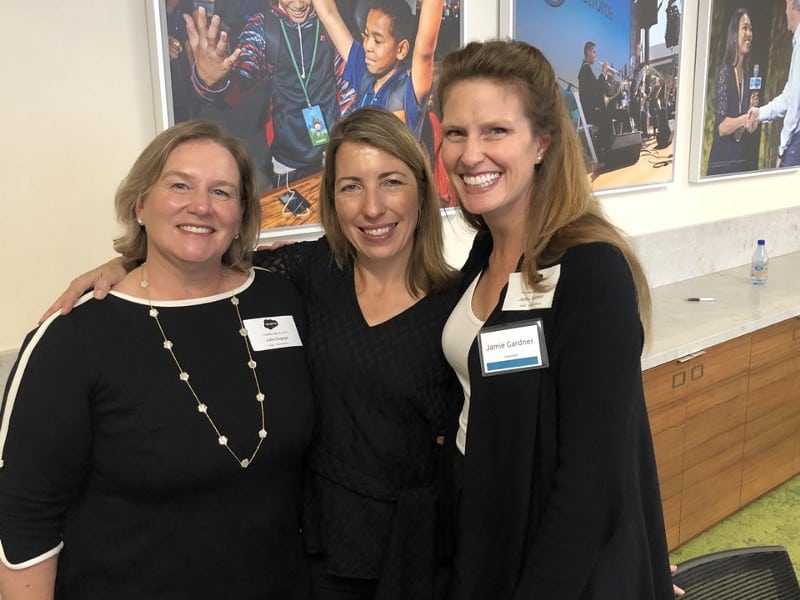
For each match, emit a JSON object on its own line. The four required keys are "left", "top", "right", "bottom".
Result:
{"left": 152, "top": 0, "right": 462, "bottom": 230}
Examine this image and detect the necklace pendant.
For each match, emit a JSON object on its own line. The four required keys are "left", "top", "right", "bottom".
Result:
{"left": 218, "top": 435, "right": 228, "bottom": 446}
{"left": 240, "top": 458, "right": 250, "bottom": 468}
{"left": 259, "top": 429, "right": 268, "bottom": 439}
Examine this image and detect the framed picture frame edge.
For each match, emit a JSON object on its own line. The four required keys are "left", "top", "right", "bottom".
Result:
{"left": 497, "top": 0, "right": 513, "bottom": 39}
{"left": 145, "top": 0, "right": 173, "bottom": 133}
{"left": 688, "top": 1, "right": 714, "bottom": 183}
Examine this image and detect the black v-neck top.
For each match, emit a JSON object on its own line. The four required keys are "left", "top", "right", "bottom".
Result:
{"left": 254, "top": 238, "right": 460, "bottom": 586}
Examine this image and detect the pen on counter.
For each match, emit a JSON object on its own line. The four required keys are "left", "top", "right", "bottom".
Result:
{"left": 686, "top": 297, "right": 716, "bottom": 302}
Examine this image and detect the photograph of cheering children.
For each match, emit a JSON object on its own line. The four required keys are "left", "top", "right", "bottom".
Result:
{"left": 312, "top": 0, "right": 455, "bottom": 204}
{"left": 183, "top": 1, "right": 350, "bottom": 191}
{"left": 313, "top": 0, "right": 443, "bottom": 139}
{"left": 151, "top": 0, "right": 461, "bottom": 230}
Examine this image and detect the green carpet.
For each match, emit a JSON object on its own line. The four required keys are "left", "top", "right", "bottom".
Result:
{"left": 670, "top": 474, "right": 800, "bottom": 576}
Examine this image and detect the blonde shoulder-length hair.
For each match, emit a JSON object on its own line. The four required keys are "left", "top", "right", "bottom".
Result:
{"left": 319, "top": 106, "right": 456, "bottom": 296}
{"left": 113, "top": 119, "right": 261, "bottom": 271}
{"left": 437, "top": 40, "right": 651, "bottom": 335}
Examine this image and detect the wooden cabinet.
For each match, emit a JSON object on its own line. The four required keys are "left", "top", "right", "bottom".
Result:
{"left": 643, "top": 316, "right": 800, "bottom": 550}
{"left": 742, "top": 317, "right": 800, "bottom": 505}
{"left": 643, "top": 362, "right": 687, "bottom": 550}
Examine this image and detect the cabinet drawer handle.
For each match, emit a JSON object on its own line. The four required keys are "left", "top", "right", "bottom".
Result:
{"left": 691, "top": 364, "right": 704, "bottom": 381}
{"left": 676, "top": 350, "right": 706, "bottom": 363}
{"left": 793, "top": 327, "right": 800, "bottom": 341}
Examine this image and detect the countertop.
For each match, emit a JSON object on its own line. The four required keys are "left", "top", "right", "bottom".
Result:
{"left": 642, "top": 251, "right": 800, "bottom": 370}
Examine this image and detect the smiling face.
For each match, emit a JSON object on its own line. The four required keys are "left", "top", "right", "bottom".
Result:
{"left": 737, "top": 13, "right": 753, "bottom": 60}
{"left": 276, "top": 0, "right": 313, "bottom": 24}
{"left": 136, "top": 139, "right": 243, "bottom": 271}
{"left": 333, "top": 141, "right": 419, "bottom": 271}
{"left": 440, "top": 78, "right": 548, "bottom": 228}
{"left": 362, "top": 9, "right": 408, "bottom": 81}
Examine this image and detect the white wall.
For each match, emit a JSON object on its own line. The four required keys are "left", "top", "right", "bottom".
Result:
{"left": 1, "top": 3, "right": 156, "bottom": 352}
{"left": 1, "top": 1, "right": 798, "bottom": 353}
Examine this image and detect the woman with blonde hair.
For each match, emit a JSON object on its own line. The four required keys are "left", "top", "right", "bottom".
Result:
{"left": 0, "top": 119, "right": 314, "bottom": 598}
{"left": 437, "top": 40, "right": 673, "bottom": 599}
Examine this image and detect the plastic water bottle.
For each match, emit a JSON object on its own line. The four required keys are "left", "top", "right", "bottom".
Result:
{"left": 750, "top": 239, "right": 768, "bottom": 285}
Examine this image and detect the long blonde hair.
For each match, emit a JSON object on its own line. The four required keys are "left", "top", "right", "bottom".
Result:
{"left": 437, "top": 40, "right": 651, "bottom": 334}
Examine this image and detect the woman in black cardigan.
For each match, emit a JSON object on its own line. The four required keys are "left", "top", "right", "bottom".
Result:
{"left": 437, "top": 40, "right": 675, "bottom": 599}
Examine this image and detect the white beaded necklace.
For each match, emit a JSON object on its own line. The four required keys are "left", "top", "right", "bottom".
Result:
{"left": 140, "top": 265, "right": 268, "bottom": 468}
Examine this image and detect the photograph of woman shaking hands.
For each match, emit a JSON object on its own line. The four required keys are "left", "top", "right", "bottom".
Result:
{"left": 437, "top": 40, "right": 675, "bottom": 599}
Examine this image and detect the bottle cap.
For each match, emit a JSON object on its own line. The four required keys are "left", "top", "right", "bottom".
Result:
{"left": 757, "top": 239, "right": 765, "bottom": 245}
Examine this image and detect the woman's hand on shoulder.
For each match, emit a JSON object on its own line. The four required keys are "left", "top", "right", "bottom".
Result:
{"left": 39, "top": 257, "right": 129, "bottom": 323}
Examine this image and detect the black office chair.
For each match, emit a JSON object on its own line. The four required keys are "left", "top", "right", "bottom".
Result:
{"left": 672, "top": 546, "right": 800, "bottom": 599}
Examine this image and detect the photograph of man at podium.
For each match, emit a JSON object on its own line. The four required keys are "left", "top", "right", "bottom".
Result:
{"left": 504, "top": 0, "right": 683, "bottom": 192}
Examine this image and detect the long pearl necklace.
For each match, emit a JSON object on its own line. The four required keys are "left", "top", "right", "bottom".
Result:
{"left": 140, "top": 265, "right": 268, "bottom": 468}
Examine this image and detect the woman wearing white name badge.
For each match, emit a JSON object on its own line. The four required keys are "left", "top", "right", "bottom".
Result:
{"left": 0, "top": 120, "right": 314, "bottom": 598}
{"left": 437, "top": 40, "right": 675, "bottom": 599}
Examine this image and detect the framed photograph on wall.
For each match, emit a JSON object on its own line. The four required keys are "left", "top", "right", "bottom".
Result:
{"left": 145, "top": 0, "right": 463, "bottom": 236}
{"left": 690, "top": 1, "right": 799, "bottom": 182}
{"left": 499, "top": 0, "right": 684, "bottom": 194}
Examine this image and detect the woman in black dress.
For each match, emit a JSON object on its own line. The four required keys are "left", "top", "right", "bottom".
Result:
{"left": 706, "top": 8, "right": 756, "bottom": 175}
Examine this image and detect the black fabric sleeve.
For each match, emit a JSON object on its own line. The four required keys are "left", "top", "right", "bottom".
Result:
{"left": 0, "top": 318, "right": 94, "bottom": 566}
{"left": 252, "top": 240, "right": 323, "bottom": 287}
{"left": 514, "top": 243, "right": 645, "bottom": 596}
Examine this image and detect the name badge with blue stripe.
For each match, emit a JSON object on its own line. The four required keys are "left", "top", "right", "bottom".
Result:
{"left": 478, "top": 319, "right": 549, "bottom": 376}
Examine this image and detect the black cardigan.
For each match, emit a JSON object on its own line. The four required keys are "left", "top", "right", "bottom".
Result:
{"left": 449, "top": 231, "right": 673, "bottom": 600}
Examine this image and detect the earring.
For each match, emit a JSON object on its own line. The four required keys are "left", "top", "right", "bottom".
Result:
{"left": 537, "top": 155, "right": 543, "bottom": 163}
{"left": 234, "top": 233, "right": 241, "bottom": 240}
{"left": 136, "top": 217, "right": 144, "bottom": 226}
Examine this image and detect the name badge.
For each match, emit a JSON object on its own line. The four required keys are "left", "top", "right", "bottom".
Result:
{"left": 243, "top": 315, "right": 303, "bottom": 351}
{"left": 302, "top": 105, "right": 330, "bottom": 147}
{"left": 478, "top": 319, "right": 549, "bottom": 376}
{"left": 502, "top": 265, "right": 560, "bottom": 311}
